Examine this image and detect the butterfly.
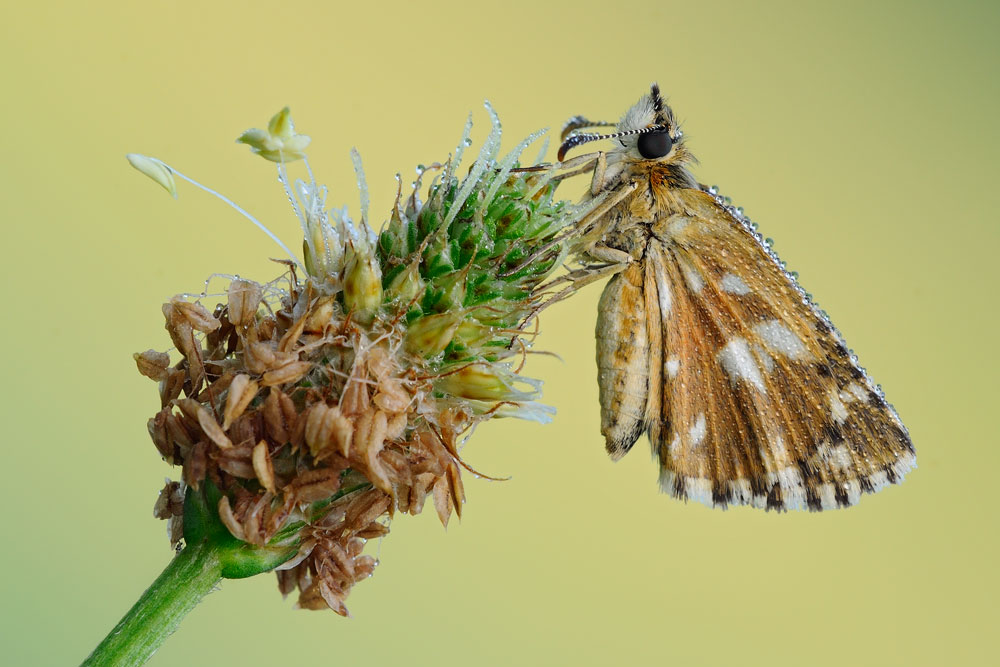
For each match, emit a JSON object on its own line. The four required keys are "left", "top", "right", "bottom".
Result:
{"left": 555, "top": 84, "right": 915, "bottom": 511}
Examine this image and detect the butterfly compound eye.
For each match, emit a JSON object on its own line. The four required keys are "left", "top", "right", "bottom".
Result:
{"left": 637, "top": 130, "right": 673, "bottom": 159}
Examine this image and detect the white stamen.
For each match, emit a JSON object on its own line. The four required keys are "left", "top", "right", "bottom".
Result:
{"left": 162, "top": 165, "right": 304, "bottom": 271}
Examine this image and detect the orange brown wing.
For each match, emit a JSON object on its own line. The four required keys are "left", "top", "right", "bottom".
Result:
{"left": 640, "top": 187, "right": 914, "bottom": 511}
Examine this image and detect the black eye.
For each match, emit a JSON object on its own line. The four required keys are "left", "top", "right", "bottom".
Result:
{"left": 637, "top": 130, "right": 673, "bottom": 159}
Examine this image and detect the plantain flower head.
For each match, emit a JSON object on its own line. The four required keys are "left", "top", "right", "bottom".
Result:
{"left": 134, "top": 105, "right": 603, "bottom": 614}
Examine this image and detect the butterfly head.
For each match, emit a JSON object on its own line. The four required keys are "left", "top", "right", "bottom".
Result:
{"left": 557, "top": 83, "right": 685, "bottom": 163}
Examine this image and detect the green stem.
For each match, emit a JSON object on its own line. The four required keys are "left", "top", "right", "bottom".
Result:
{"left": 82, "top": 539, "right": 223, "bottom": 667}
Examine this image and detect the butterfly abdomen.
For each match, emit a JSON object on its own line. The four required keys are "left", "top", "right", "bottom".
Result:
{"left": 596, "top": 263, "right": 651, "bottom": 459}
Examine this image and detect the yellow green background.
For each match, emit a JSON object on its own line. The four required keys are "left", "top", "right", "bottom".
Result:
{"left": 2, "top": 1, "right": 996, "bottom": 664}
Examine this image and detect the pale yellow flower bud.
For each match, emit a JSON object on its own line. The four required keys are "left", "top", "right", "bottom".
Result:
{"left": 343, "top": 246, "right": 383, "bottom": 316}
{"left": 403, "top": 312, "right": 463, "bottom": 358}
{"left": 237, "top": 107, "right": 311, "bottom": 162}
{"left": 434, "top": 364, "right": 512, "bottom": 400}
{"left": 385, "top": 258, "right": 424, "bottom": 304}
{"left": 126, "top": 154, "right": 177, "bottom": 198}
{"left": 453, "top": 321, "right": 494, "bottom": 347}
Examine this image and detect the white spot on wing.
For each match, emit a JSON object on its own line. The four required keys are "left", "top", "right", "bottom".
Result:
{"left": 754, "top": 319, "right": 809, "bottom": 360}
{"left": 669, "top": 433, "right": 681, "bottom": 457}
{"left": 658, "top": 469, "right": 677, "bottom": 496}
{"left": 684, "top": 477, "right": 714, "bottom": 506}
{"left": 720, "top": 273, "right": 751, "bottom": 295}
{"left": 688, "top": 413, "right": 706, "bottom": 446}
{"left": 843, "top": 480, "right": 861, "bottom": 506}
{"left": 752, "top": 343, "right": 775, "bottom": 372}
{"left": 679, "top": 260, "right": 703, "bottom": 292}
{"left": 829, "top": 444, "right": 853, "bottom": 471}
{"left": 773, "top": 435, "right": 789, "bottom": 460}
{"left": 867, "top": 470, "right": 889, "bottom": 492}
{"left": 718, "top": 337, "right": 766, "bottom": 392}
{"left": 658, "top": 282, "right": 672, "bottom": 316}
{"left": 666, "top": 217, "right": 690, "bottom": 235}
{"left": 846, "top": 383, "right": 867, "bottom": 401}
{"left": 775, "top": 464, "right": 806, "bottom": 510}
{"left": 828, "top": 388, "right": 848, "bottom": 424}
{"left": 893, "top": 451, "right": 917, "bottom": 480}
{"left": 729, "top": 479, "right": 752, "bottom": 504}
{"left": 818, "top": 483, "right": 837, "bottom": 510}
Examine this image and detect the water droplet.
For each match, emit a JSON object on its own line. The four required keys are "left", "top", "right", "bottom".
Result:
{"left": 735, "top": 207, "right": 744, "bottom": 216}
{"left": 464, "top": 138, "right": 473, "bottom": 146}
{"left": 416, "top": 164, "right": 425, "bottom": 173}
{"left": 765, "top": 237, "right": 774, "bottom": 247}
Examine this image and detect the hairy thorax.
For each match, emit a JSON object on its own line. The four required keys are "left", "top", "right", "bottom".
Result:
{"left": 600, "top": 163, "right": 701, "bottom": 262}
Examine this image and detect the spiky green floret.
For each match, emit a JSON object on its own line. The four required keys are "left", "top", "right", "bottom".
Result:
{"left": 363, "top": 103, "right": 607, "bottom": 376}
{"left": 377, "top": 169, "right": 569, "bottom": 364}
{"left": 247, "top": 103, "right": 602, "bottom": 419}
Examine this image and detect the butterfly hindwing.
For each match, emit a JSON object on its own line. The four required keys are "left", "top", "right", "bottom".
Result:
{"left": 642, "top": 188, "right": 915, "bottom": 511}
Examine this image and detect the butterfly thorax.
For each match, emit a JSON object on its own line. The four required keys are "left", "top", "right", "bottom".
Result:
{"left": 596, "top": 159, "right": 701, "bottom": 262}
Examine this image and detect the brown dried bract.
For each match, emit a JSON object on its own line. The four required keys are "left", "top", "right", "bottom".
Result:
{"left": 228, "top": 279, "right": 262, "bottom": 328}
{"left": 136, "top": 278, "right": 490, "bottom": 614}
{"left": 134, "top": 349, "right": 171, "bottom": 381}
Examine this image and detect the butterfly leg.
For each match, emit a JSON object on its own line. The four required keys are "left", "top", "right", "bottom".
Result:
{"left": 585, "top": 243, "right": 632, "bottom": 266}
{"left": 574, "top": 181, "right": 639, "bottom": 251}
{"left": 590, "top": 152, "right": 607, "bottom": 196}
{"left": 551, "top": 155, "right": 600, "bottom": 183}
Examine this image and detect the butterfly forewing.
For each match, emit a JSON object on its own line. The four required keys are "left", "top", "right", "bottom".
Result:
{"left": 644, "top": 188, "right": 915, "bottom": 510}
{"left": 567, "top": 84, "right": 913, "bottom": 510}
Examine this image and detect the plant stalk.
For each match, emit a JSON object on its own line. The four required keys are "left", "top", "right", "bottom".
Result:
{"left": 82, "top": 539, "right": 223, "bottom": 666}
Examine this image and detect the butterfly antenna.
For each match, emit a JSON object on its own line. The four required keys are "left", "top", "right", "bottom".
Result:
{"left": 557, "top": 124, "right": 669, "bottom": 161}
